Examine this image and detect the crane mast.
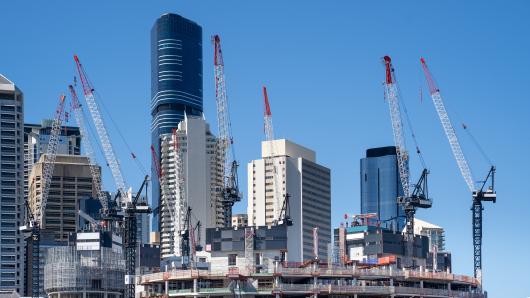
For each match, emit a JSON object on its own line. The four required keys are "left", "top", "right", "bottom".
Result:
{"left": 213, "top": 35, "right": 240, "bottom": 227}
{"left": 383, "top": 56, "right": 431, "bottom": 265}
{"left": 262, "top": 87, "right": 286, "bottom": 224}
{"left": 123, "top": 175, "right": 151, "bottom": 298}
{"left": 39, "top": 95, "right": 67, "bottom": 221}
{"left": 73, "top": 55, "right": 127, "bottom": 204}
{"left": 22, "top": 95, "right": 66, "bottom": 298}
{"left": 69, "top": 85, "right": 108, "bottom": 213}
{"left": 150, "top": 145, "right": 178, "bottom": 254}
{"left": 420, "top": 57, "right": 496, "bottom": 283}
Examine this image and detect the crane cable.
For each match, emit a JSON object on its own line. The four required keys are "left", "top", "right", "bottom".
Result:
{"left": 443, "top": 100, "right": 493, "bottom": 167}
{"left": 393, "top": 69, "right": 428, "bottom": 170}
{"left": 92, "top": 89, "right": 148, "bottom": 176}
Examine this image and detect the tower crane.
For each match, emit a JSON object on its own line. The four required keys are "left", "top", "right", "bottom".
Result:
{"left": 420, "top": 57, "right": 496, "bottom": 283}
{"left": 68, "top": 85, "right": 109, "bottom": 214}
{"left": 180, "top": 206, "right": 202, "bottom": 269}
{"left": 73, "top": 55, "right": 128, "bottom": 205}
{"left": 150, "top": 145, "right": 178, "bottom": 254}
{"left": 212, "top": 35, "right": 241, "bottom": 227}
{"left": 21, "top": 95, "right": 66, "bottom": 298}
{"left": 262, "top": 87, "right": 291, "bottom": 226}
{"left": 382, "top": 56, "right": 431, "bottom": 263}
{"left": 123, "top": 175, "right": 151, "bottom": 298}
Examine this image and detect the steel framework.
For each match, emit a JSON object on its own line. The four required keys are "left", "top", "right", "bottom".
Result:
{"left": 213, "top": 35, "right": 240, "bottom": 227}
{"left": 74, "top": 55, "right": 127, "bottom": 203}
{"left": 69, "top": 85, "right": 108, "bottom": 212}
{"left": 382, "top": 56, "right": 431, "bottom": 263}
{"left": 420, "top": 57, "right": 496, "bottom": 283}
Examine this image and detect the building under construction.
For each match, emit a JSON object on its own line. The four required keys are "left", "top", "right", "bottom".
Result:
{"left": 44, "top": 246, "right": 125, "bottom": 298}
{"left": 137, "top": 263, "right": 483, "bottom": 297}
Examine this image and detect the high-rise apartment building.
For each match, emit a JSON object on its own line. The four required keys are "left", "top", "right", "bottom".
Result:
{"left": 0, "top": 74, "right": 24, "bottom": 293}
{"left": 248, "top": 139, "right": 331, "bottom": 261}
{"left": 158, "top": 116, "right": 222, "bottom": 260}
{"left": 28, "top": 154, "right": 98, "bottom": 241}
{"left": 151, "top": 13, "right": 204, "bottom": 236}
{"left": 360, "top": 146, "right": 405, "bottom": 231}
{"left": 23, "top": 121, "right": 81, "bottom": 220}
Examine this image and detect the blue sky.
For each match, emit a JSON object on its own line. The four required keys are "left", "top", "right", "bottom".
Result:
{"left": 2, "top": 1, "right": 529, "bottom": 296}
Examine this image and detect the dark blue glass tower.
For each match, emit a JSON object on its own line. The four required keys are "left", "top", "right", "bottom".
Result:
{"left": 151, "top": 13, "right": 203, "bottom": 233}
{"left": 360, "top": 146, "right": 405, "bottom": 231}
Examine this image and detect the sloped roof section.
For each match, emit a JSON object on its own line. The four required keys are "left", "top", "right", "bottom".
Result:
{"left": 0, "top": 73, "right": 16, "bottom": 92}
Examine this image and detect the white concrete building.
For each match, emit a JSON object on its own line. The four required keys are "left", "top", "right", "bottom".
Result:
{"left": 0, "top": 74, "right": 24, "bottom": 293}
{"left": 247, "top": 139, "right": 331, "bottom": 261}
{"left": 159, "top": 115, "right": 223, "bottom": 260}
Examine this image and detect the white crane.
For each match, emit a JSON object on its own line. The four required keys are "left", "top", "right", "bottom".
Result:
{"left": 262, "top": 87, "right": 291, "bottom": 226}
{"left": 38, "top": 95, "right": 67, "bottom": 224}
{"left": 22, "top": 94, "right": 66, "bottom": 298}
{"left": 213, "top": 35, "right": 240, "bottom": 227}
{"left": 383, "top": 56, "right": 411, "bottom": 198}
{"left": 73, "top": 55, "right": 127, "bottom": 203}
{"left": 420, "top": 57, "right": 496, "bottom": 283}
{"left": 383, "top": 56, "right": 431, "bottom": 264}
{"left": 69, "top": 85, "right": 108, "bottom": 212}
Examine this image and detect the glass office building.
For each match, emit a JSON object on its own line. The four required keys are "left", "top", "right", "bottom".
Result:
{"left": 151, "top": 13, "right": 203, "bottom": 233}
{"left": 360, "top": 146, "right": 405, "bottom": 231}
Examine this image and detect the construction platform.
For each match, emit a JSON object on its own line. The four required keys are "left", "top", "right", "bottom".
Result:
{"left": 138, "top": 264, "right": 483, "bottom": 297}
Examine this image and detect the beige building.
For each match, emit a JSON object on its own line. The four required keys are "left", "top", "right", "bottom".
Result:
{"left": 28, "top": 154, "right": 98, "bottom": 241}
{"left": 231, "top": 214, "right": 248, "bottom": 227}
{"left": 247, "top": 139, "right": 331, "bottom": 261}
{"left": 157, "top": 115, "right": 224, "bottom": 260}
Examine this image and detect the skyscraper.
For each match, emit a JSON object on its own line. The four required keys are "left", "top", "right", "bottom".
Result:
{"left": 24, "top": 121, "right": 81, "bottom": 220}
{"left": 158, "top": 115, "right": 222, "bottom": 260}
{"left": 28, "top": 155, "right": 97, "bottom": 241}
{"left": 151, "top": 13, "right": 203, "bottom": 236}
{"left": 360, "top": 146, "right": 405, "bottom": 231}
{"left": 248, "top": 139, "right": 331, "bottom": 261}
{"left": 0, "top": 74, "right": 24, "bottom": 293}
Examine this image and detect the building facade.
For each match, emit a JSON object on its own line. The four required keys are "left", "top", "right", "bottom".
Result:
{"left": 360, "top": 146, "right": 405, "bottom": 231}
{"left": 0, "top": 74, "right": 24, "bottom": 293}
{"left": 23, "top": 121, "right": 81, "bottom": 225}
{"left": 28, "top": 155, "right": 98, "bottom": 241}
{"left": 413, "top": 219, "right": 452, "bottom": 272}
{"left": 248, "top": 139, "right": 331, "bottom": 261}
{"left": 158, "top": 116, "right": 222, "bottom": 260}
{"left": 334, "top": 225, "right": 429, "bottom": 269}
{"left": 231, "top": 214, "right": 248, "bottom": 228}
{"left": 151, "top": 13, "right": 204, "bottom": 236}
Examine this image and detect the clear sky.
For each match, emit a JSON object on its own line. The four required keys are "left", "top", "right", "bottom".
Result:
{"left": 2, "top": 1, "right": 529, "bottom": 296}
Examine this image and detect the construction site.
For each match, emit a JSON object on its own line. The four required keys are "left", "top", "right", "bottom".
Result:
{"left": 10, "top": 12, "right": 498, "bottom": 298}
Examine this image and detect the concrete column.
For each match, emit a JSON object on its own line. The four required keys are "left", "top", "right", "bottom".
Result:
{"left": 165, "top": 280, "right": 169, "bottom": 295}
{"left": 193, "top": 278, "right": 198, "bottom": 293}
{"left": 390, "top": 278, "right": 394, "bottom": 286}
{"left": 420, "top": 280, "right": 424, "bottom": 288}
{"left": 448, "top": 282, "right": 451, "bottom": 290}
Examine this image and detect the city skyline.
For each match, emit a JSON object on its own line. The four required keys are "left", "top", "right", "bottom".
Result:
{"left": 1, "top": 2, "right": 529, "bottom": 297}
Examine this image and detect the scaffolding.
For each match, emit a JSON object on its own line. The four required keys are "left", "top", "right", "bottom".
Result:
{"left": 44, "top": 246, "right": 125, "bottom": 297}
